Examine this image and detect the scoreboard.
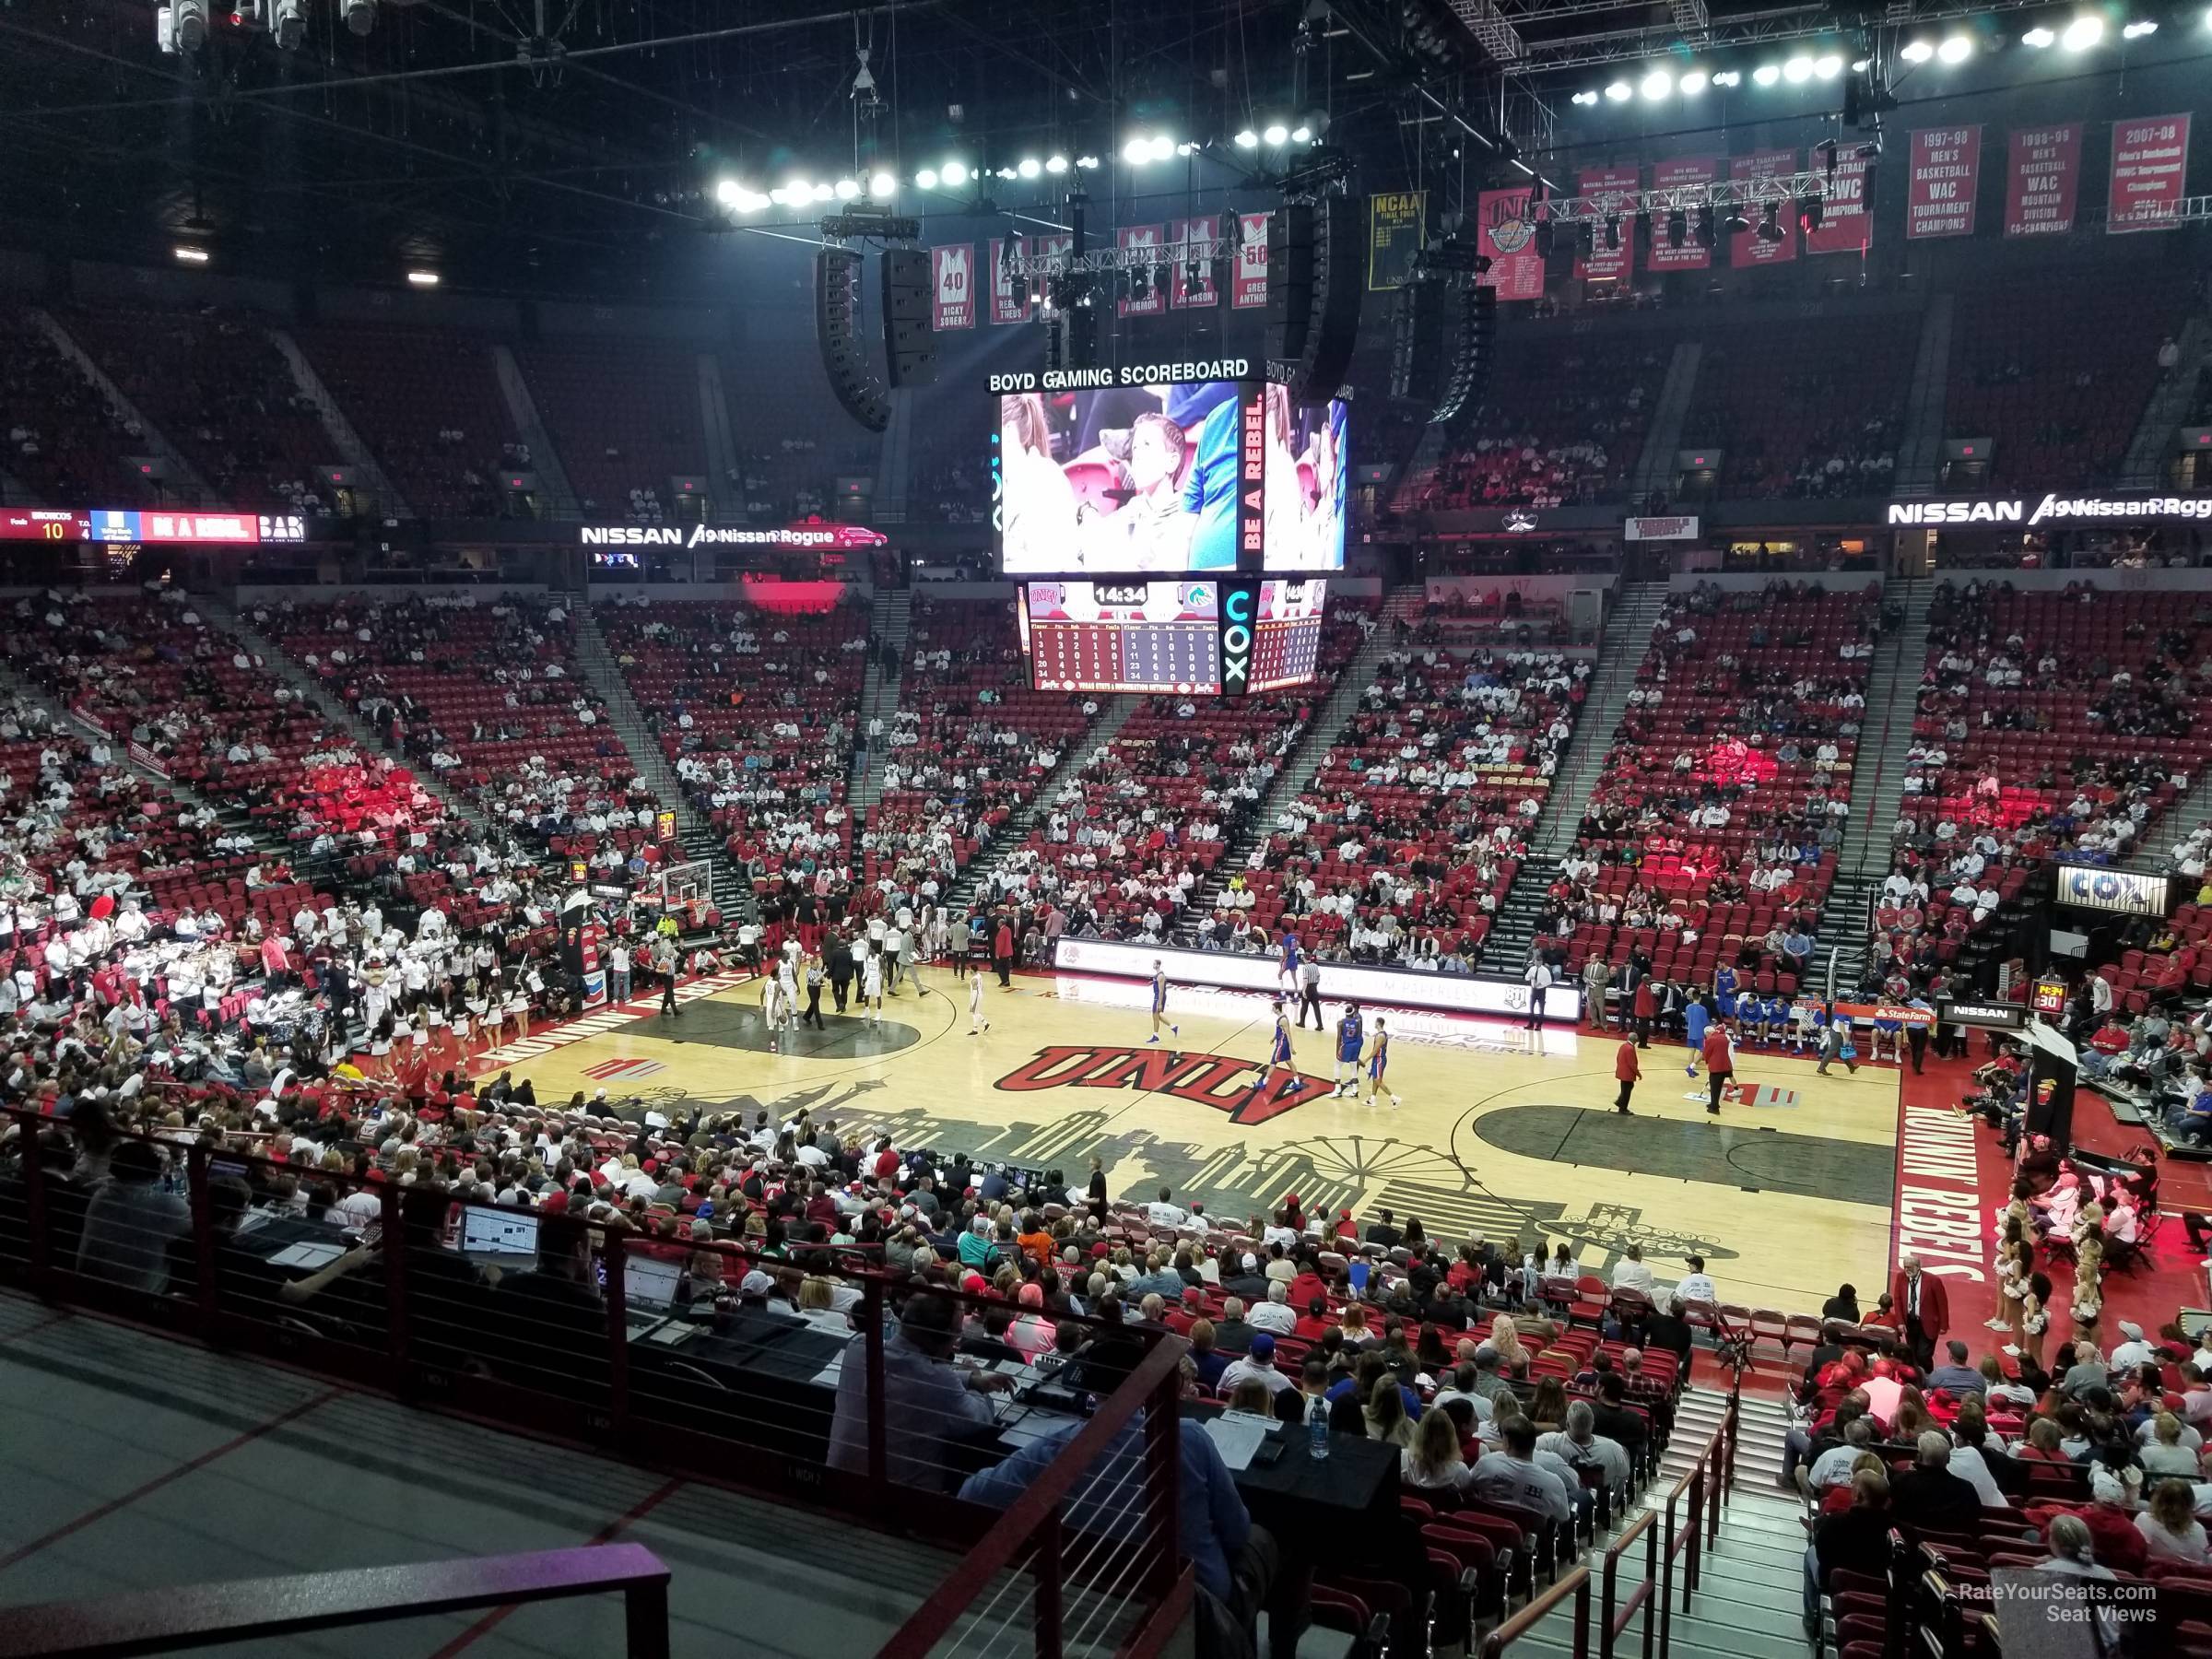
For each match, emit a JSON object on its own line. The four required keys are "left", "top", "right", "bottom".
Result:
{"left": 1018, "top": 577, "right": 1324, "bottom": 695}
{"left": 0, "top": 508, "right": 308, "bottom": 544}
{"left": 1021, "top": 580, "right": 1221, "bottom": 693}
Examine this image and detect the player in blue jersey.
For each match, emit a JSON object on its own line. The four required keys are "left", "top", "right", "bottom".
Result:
{"left": 1713, "top": 964, "right": 1740, "bottom": 1035}
{"left": 1147, "top": 959, "right": 1179, "bottom": 1044}
{"left": 1683, "top": 992, "right": 1711, "bottom": 1079}
{"left": 1248, "top": 999, "right": 1296, "bottom": 1111}
{"left": 1363, "top": 1018, "right": 1399, "bottom": 1108}
{"left": 1333, "top": 1002, "right": 1365, "bottom": 1098}
{"left": 1278, "top": 929, "right": 1301, "bottom": 996}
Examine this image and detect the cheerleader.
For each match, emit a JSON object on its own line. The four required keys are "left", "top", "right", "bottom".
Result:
{"left": 503, "top": 967, "right": 533, "bottom": 1043}
{"left": 359, "top": 958, "right": 393, "bottom": 1034}
{"left": 461, "top": 975, "right": 489, "bottom": 1053}
{"left": 2016, "top": 1272, "right": 2051, "bottom": 1368}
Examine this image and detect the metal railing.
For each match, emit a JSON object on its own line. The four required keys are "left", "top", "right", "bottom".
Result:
{"left": 0, "top": 1100, "right": 1189, "bottom": 1656}
{"left": 1484, "top": 1565, "right": 1594, "bottom": 1659}
{"left": 0, "top": 1543, "right": 669, "bottom": 1658}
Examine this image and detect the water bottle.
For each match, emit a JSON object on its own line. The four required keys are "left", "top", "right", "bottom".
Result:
{"left": 1306, "top": 1392, "right": 1330, "bottom": 1461}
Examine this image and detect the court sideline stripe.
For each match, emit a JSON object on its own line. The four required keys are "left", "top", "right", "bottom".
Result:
{"left": 0, "top": 1384, "right": 343, "bottom": 1572}
{"left": 0, "top": 1307, "right": 73, "bottom": 1347}
{"left": 425, "top": 1476, "right": 688, "bottom": 1658}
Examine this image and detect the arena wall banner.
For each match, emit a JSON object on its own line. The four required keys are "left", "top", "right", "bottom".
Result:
{"left": 2108, "top": 113, "right": 2191, "bottom": 233}
{"left": 1052, "top": 937, "right": 1583, "bottom": 1021}
{"left": 1475, "top": 186, "right": 1545, "bottom": 302}
{"left": 989, "top": 235, "right": 1031, "bottom": 324}
{"left": 2055, "top": 865, "right": 2170, "bottom": 916}
{"left": 2005, "top": 124, "right": 2081, "bottom": 237}
{"left": 1646, "top": 158, "right": 1715, "bottom": 270}
{"left": 1906, "top": 126, "right": 1981, "bottom": 240}
{"left": 1367, "top": 190, "right": 1427, "bottom": 290}
{"left": 930, "top": 242, "right": 975, "bottom": 330}
{"left": 1730, "top": 149, "right": 1799, "bottom": 266}
{"left": 1232, "top": 212, "right": 1270, "bottom": 309}
{"left": 1623, "top": 514, "right": 1700, "bottom": 541}
{"left": 1170, "top": 215, "right": 1220, "bottom": 308}
{"left": 1802, "top": 151, "right": 1874, "bottom": 256}
{"left": 1118, "top": 223, "right": 1168, "bottom": 317}
{"left": 1574, "top": 167, "right": 1641, "bottom": 283}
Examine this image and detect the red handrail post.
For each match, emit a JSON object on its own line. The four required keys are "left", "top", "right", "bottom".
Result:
{"left": 1140, "top": 1347, "right": 1182, "bottom": 1602}
{"left": 863, "top": 1274, "right": 888, "bottom": 1496}
{"left": 1685, "top": 1466, "right": 1703, "bottom": 1604}
{"left": 622, "top": 1570, "right": 672, "bottom": 1659}
{"left": 604, "top": 1233, "right": 632, "bottom": 1434}
{"left": 1033, "top": 1507, "right": 1064, "bottom": 1659}
{"left": 187, "top": 1145, "right": 219, "bottom": 1334}
{"left": 1640, "top": 1507, "right": 1656, "bottom": 1659}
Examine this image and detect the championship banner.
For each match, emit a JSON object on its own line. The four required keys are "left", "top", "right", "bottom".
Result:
{"left": 1907, "top": 126, "right": 1981, "bottom": 241}
{"left": 1231, "top": 212, "right": 1269, "bottom": 309}
{"left": 1118, "top": 224, "right": 1167, "bottom": 317}
{"left": 1573, "top": 167, "right": 1640, "bottom": 283}
{"left": 2005, "top": 124, "right": 2081, "bottom": 238}
{"left": 1730, "top": 150, "right": 1798, "bottom": 266}
{"left": 989, "top": 234, "right": 1031, "bottom": 324}
{"left": 1367, "top": 190, "right": 1427, "bottom": 290}
{"left": 1646, "top": 158, "right": 1715, "bottom": 270}
{"left": 1475, "top": 186, "right": 1545, "bottom": 302}
{"left": 1803, "top": 151, "right": 1874, "bottom": 255}
{"left": 2109, "top": 113, "right": 2191, "bottom": 233}
{"left": 1171, "top": 215, "right": 1220, "bottom": 308}
{"left": 930, "top": 242, "right": 974, "bottom": 330}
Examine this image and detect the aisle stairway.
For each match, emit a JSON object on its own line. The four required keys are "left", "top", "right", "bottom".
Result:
{"left": 1518, "top": 1387, "right": 1804, "bottom": 1659}
{"left": 942, "top": 694, "right": 1140, "bottom": 916}
{"left": 1479, "top": 582, "right": 1667, "bottom": 975}
{"left": 850, "top": 588, "right": 912, "bottom": 811}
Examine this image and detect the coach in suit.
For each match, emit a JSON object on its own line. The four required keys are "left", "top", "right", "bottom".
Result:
{"left": 1890, "top": 1255, "right": 1947, "bottom": 1371}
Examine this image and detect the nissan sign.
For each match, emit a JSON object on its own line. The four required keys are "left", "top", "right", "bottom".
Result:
{"left": 578, "top": 523, "right": 889, "bottom": 550}
{"left": 1888, "top": 494, "right": 2212, "bottom": 527}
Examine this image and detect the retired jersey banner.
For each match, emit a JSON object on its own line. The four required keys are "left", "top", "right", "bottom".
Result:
{"left": 931, "top": 242, "right": 974, "bottom": 330}
{"left": 1907, "top": 126, "right": 1981, "bottom": 241}
{"left": 1367, "top": 190, "right": 1427, "bottom": 290}
{"left": 1574, "top": 167, "right": 1641, "bottom": 283}
{"left": 1646, "top": 158, "right": 1715, "bottom": 270}
{"left": 2006, "top": 124, "right": 2081, "bottom": 237}
{"left": 989, "top": 236, "right": 1031, "bottom": 325}
{"left": 1118, "top": 223, "right": 1167, "bottom": 317}
{"left": 1475, "top": 187, "right": 1545, "bottom": 302}
{"left": 1730, "top": 150, "right": 1799, "bottom": 266}
{"left": 1232, "top": 212, "right": 1269, "bottom": 309}
{"left": 1170, "top": 215, "right": 1220, "bottom": 308}
{"left": 2109, "top": 113, "right": 2191, "bottom": 233}
{"left": 1804, "top": 152, "right": 1874, "bottom": 255}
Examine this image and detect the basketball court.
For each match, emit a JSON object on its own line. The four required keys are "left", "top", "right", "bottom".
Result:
{"left": 480, "top": 968, "right": 1900, "bottom": 1315}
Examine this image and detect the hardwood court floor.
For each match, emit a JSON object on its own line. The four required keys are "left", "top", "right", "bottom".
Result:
{"left": 489, "top": 969, "right": 1899, "bottom": 1315}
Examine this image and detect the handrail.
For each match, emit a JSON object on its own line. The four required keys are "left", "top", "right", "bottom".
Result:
{"left": 0, "top": 1543, "right": 670, "bottom": 1659}
{"left": 1481, "top": 1563, "right": 1593, "bottom": 1659}
{"left": 1657, "top": 1385, "right": 1738, "bottom": 1657}
{"left": 873, "top": 1334, "right": 1189, "bottom": 1659}
{"left": 1601, "top": 1506, "right": 1659, "bottom": 1659}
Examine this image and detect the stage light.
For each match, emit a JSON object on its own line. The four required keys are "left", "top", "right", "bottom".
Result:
{"left": 1722, "top": 204, "right": 1749, "bottom": 234}
{"left": 1044, "top": 156, "right": 1068, "bottom": 173}
{"left": 2022, "top": 26, "right": 2055, "bottom": 45}
{"left": 1783, "top": 55, "right": 1812, "bottom": 82}
{"left": 1679, "top": 70, "right": 1708, "bottom": 95}
{"left": 1076, "top": 155, "right": 1100, "bottom": 169}
{"left": 171, "top": 0, "right": 209, "bottom": 49}
{"left": 812, "top": 182, "right": 836, "bottom": 202}
{"left": 1641, "top": 69, "right": 1672, "bottom": 99}
{"left": 1752, "top": 64, "right": 1781, "bottom": 86}
{"left": 1666, "top": 208, "right": 1687, "bottom": 248}
{"left": 1290, "top": 124, "right": 1312, "bottom": 142}
{"left": 273, "top": 0, "right": 303, "bottom": 49}
{"left": 994, "top": 167, "right": 1017, "bottom": 181}
{"left": 1814, "top": 53, "right": 1842, "bottom": 77}
{"left": 1235, "top": 128, "right": 1260, "bottom": 147}
{"left": 835, "top": 178, "right": 861, "bottom": 200}
{"left": 1174, "top": 142, "right": 1193, "bottom": 157}
{"left": 1571, "top": 90, "right": 1599, "bottom": 106}
{"left": 1850, "top": 57, "right": 1870, "bottom": 71}
{"left": 1937, "top": 35, "right": 1972, "bottom": 63}
{"left": 2122, "top": 19, "right": 2157, "bottom": 37}
{"left": 1757, "top": 202, "right": 1783, "bottom": 243}
{"left": 172, "top": 244, "right": 209, "bottom": 265}
{"left": 1149, "top": 135, "right": 1176, "bottom": 160}
{"left": 1263, "top": 123, "right": 1289, "bottom": 145}
{"left": 2062, "top": 16, "right": 2103, "bottom": 49}
{"left": 1900, "top": 39, "right": 1934, "bottom": 62}
{"left": 1017, "top": 158, "right": 1041, "bottom": 180}
{"left": 1604, "top": 215, "right": 1620, "bottom": 250}
{"left": 785, "top": 177, "right": 811, "bottom": 203}
{"left": 1710, "top": 69, "right": 1740, "bottom": 87}
{"left": 406, "top": 269, "right": 441, "bottom": 288}
{"left": 714, "top": 179, "right": 742, "bottom": 206}
{"left": 1694, "top": 205, "right": 1715, "bottom": 247}
{"left": 1604, "top": 80, "right": 1632, "bottom": 100}
{"left": 341, "top": 0, "right": 374, "bottom": 36}
{"left": 869, "top": 172, "right": 897, "bottom": 199}
{"left": 942, "top": 160, "right": 970, "bottom": 185}
{"left": 915, "top": 168, "right": 938, "bottom": 189}
{"left": 1123, "top": 136, "right": 1149, "bottom": 163}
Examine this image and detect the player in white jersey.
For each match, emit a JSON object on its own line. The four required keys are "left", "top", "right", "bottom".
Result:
{"left": 776, "top": 956, "right": 800, "bottom": 1032}
{"left": 861, "top": 947, "right": 885, "bottom": 1020}
{"left": 967, "top": 963, "right": 991, "bottom": 1034}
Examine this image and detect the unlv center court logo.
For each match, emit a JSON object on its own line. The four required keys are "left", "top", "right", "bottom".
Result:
{"left": 995, "top": 1045, "right": 1335, "bottom": 1125}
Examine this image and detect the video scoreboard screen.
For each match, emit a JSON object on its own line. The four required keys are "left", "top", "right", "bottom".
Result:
{"left": 0, "top": 508, "right": 308, "bottom": 545}
{"left": 1018, "top": 577, "right": 1326, "bottom": 696}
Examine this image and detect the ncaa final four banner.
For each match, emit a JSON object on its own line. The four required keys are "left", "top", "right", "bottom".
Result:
{"left": 1730, "top": 149, "right": 1798, "bottom": 265}
{"left": 1474, "top": 187, "right": 1544, "bottom": 302}
{"left": 1118, "top": 223, "right": 1167, "bottom": 317}
{"left": 931, "top": 242, "right": 974, "bottom": 330}
{"left": 989, "top": 235, "right": 1031, "bottom": 325}
{"left": 1645, "top": 158, "right": 1715, "bottom": 270}
{"left": 1231, "top": 212, "right": 1269, "bottom": 309}
{"left": 1574, "top": 166, "right": 1640, "bottom": 283}
{"left": 1171, "top": 215, "right": 1219, "bottom": 308}
{"left": 1367, "top": 191, "right": 1426, "bottom": 290}
{"left": 1906, "top": 127, "right": 1981, "bottom": 241}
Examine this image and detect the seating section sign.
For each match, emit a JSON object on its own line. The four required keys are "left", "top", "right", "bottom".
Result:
{"left": 2108, "top": 113, "right": 2190, "bottom": 233}
{"left": 1906, "top": 126, "right": 1981, "bottom": 241}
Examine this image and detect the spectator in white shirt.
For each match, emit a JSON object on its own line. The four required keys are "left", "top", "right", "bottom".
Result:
{"left": 1610, "top": 1243, "right": 1656, "bottom": 1299}
{"left": 1144, "top": 1187, "right": 1188, "bottom": 1228}
{"left": 1247, "top": 1281, "right": 1299, "bottom": 1335}
{"left": 1674, "top": 1255, "right": 1717, "bottom": 1307}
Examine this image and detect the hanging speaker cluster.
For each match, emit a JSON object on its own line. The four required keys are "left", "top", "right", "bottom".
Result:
{"left": 1430, "top": 284, "right": 1496, "bottom": 427}
{"left": 1266, "top": 194, "right": 1364, "bottom": 400}
{"left": 879, "top": 247, "right": 937, "bottom": 390}
{"left": 1389, "top": 277, "right": 1448, "bottom": 407}
{"left": 815, "top": 248, "right": 888, "bottom": 432}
